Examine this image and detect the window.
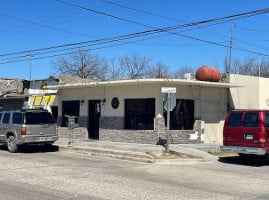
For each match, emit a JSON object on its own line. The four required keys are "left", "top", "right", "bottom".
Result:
{"left": 25, "top": 112, "right": 56, "bottom": 124}
{"left": 12, "top": 112, "right": 23, "bottom": 124}
{"left": 125, "top": 98, "right": 155, "bottom": 130}
{"left": 2, "top": 113, "right": 10, "bottom": 124}
{"left": 243, "top": 112, "right": 259, "bottom": 127}
{"left": 164, "top": 99, "right": 194, "bottom": 130}
{"left": 227, "top": 112, "right": 242, "bottom": 127}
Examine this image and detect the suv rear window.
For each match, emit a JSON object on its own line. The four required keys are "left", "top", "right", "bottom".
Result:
{"left": 25, "top": 112, "right": 56, "bottom": 124}
{"left": 227, "top": 112, "right": 243, "bottom": 127}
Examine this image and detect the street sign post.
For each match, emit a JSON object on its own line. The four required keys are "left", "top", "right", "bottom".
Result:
{"left": 162, "top": 87, "right": 176, "bottom": 153}
{"left": 163, "top": 93, "right": 176, "bottom": 112}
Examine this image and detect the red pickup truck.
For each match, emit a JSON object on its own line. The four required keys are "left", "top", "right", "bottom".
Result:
{"left": 221, "top": 110, "right": 269, "bottom": 158}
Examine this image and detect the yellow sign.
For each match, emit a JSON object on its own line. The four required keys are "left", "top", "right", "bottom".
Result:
{"left": 30, "top": 95, "right": 56, "bottom": 106}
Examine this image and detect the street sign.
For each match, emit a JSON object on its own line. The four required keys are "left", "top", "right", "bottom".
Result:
{"left": 161, "top": 87, "right": 177, "bottom": 153}
{"left": 161, "top": 87, "right": 176, "bottom": 93}
{"left": 163, "top": 93, "right": 176, "bottom": 111}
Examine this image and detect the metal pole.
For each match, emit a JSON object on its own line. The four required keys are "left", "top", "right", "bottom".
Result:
{"left": 28, "top": 52, "right": 32, "bottom": 80}
{"left": 227, "top": 22, "right": 234, "bottom": 74}
{"left": 166, "top": 93, "right": 170, "bottom": 153}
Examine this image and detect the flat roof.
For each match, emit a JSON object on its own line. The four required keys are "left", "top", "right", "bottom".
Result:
{"left": 47, "top": 78, "right": 239, "bottom": 89}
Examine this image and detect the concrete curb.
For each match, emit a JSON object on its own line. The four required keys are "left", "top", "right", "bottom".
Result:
{"left": 58, "top": 145, "right": 155, "bottom": 163}
{"left": 55, "top": 139, "right": 220, "bottom": 164}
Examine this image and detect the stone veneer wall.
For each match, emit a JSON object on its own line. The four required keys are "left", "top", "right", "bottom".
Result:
{"left": 100, "top": 116, "right": 124, "bottom": 129}
{"left": 57, "top": 115, "right": 203, "bottom": 144}
{"left": 98, "top": 115, "right": 203, "bottom": 144}
{"left": 99, "top": 129, "right": 201, "bottom": 144}
{"left": 57, "top": 127, "right": 88, "bottom": 140}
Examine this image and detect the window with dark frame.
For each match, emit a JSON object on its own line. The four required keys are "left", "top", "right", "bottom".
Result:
{"left": 164, "top": 99, "right": 194, "bottom": 130}
{"left": 125, "top": 98, "right": 155, "bottom": 130}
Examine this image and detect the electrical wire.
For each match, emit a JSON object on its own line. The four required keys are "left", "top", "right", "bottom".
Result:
{"left": 0, "top": 12, "right": 96, "bottom": 38}
{"left": 55, "top": 0, "right": 269, "bottom": 55}
{"left": 1, "top": 5, "right": 269, "bottom": 64}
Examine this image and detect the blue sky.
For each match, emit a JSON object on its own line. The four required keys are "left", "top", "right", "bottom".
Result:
{"left": 0, "top": 0, "right": 268, "bottom": 80}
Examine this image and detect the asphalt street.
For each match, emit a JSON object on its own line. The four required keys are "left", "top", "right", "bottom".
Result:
{"left": 0, "top": 147, "right": 269, "bottom": 199}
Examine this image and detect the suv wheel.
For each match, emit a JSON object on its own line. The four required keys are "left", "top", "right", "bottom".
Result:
{"left": 7, "top": 135, "right": 18, "bottom": 153}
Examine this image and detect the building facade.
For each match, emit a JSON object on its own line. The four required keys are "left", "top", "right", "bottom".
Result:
{"left": 56, "top": 78, "right": 234, "bottom": 144}
{"left": 27, "top": 77, "right": 59, "bottom": 119}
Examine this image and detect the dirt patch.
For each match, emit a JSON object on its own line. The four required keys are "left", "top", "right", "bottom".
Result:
{"left": 208, "top": 151, "right": 237, "bottom": 157}
{"left": 148, "top": 150, "right": 200, "bottom": 159}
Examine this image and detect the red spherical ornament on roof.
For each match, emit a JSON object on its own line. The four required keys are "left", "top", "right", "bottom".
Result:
{"left": 195, "top": 66, "right": 221, "bottom": 82}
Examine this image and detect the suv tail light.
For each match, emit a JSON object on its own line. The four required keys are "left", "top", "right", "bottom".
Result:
{"left": 20, "top": 127, "right": 26, "bottom": 136}
{"left": 258, "top": 132, "right": 266, "bottom": 143}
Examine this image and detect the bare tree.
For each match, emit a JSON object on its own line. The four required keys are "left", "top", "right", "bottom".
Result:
{"left": 106, "top": 57, "right": 125, "bottom": 80}
{"left": 54, "top": 49, "right": 109, "bottom": 81}
{"left": 119, "top": 55, "right": 151, "bottom": 79}
{"left": 146, "top": 62, "right": 170, "bottom": 78}
{"left": 225, "top": 56, "right": 269, "bottom": 78}
{"left": 171, "top": 66, "right": 194, "bottom": 79}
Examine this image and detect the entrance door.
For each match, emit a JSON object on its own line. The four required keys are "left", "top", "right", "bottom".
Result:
{"left": 88, "top": 100, "right": 101, "bottom": 139}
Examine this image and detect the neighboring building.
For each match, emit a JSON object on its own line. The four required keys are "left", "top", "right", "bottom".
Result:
{"left": 0, "top": 77, "right": 59, "bottom": 120}
{"left": 0, "top": 78, "right": 28, "bottom": 111}
{"left": 27, "top": 77, "right": 59, "bottom": 119}
{"left": 229, "top": 74, "right": 269, "bottom": 109}
{"left": 55, "top": 76, "right": 235, "bottom": 144}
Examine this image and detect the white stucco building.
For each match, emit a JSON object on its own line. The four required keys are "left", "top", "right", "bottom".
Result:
{"left": 229, "top": 74, "right": 269, "bottom": 109}
{"left": 54, "top": 76, "right": 237, "bottom": 144}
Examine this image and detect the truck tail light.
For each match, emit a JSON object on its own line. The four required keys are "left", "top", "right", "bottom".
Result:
{"left": 21, "top": 127, "right": 26, "bottom": 136}
{"left": 258, "top": 132, "right": 266, "bottom": 143}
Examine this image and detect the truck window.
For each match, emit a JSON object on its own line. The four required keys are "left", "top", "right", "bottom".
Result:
{"left": 243, "top": 112, "right": 259, "bottom": 127}
{"left": 227, "top": 112, "right": 242, "bottom": 127}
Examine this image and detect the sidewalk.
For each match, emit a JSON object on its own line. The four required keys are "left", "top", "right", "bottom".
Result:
{"left": 55, "top": 137, "right": 220, "bottom": 163}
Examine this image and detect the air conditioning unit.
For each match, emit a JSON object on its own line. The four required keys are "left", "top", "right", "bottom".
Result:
{"left": 184, "top": 73, "right": 194, "bottom": 80}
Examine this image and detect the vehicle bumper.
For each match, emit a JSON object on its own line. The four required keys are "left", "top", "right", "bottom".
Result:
{"left": 18, "top": 136, "right": 59, "bottom": 145}
{"left": 220, "top": 145, "right": 266, "bottom": 155}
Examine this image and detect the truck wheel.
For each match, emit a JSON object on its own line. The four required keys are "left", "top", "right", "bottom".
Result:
{"left": 7, "top": 135, "right": 18, "bottom": 153}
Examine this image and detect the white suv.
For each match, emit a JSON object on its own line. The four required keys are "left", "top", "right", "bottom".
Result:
{"left": 0, "top": 109, "right": 58, "bottom": 153}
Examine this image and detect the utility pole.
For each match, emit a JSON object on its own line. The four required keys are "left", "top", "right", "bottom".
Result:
{"left": 226, "top": 22, "right": 235, "bottom": 112}
{"left": 227, "top": 22, "right": 235, "bottom": 74}
{"left": 27, "top": 52, "right": 32, "bottom": 80}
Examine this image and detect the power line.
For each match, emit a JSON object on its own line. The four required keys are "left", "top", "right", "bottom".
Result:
{"left": 55, "top": 0, "right": 148, "bottom": 28}
{"left": 1, "top": 6, "right": 269, "bottom": 64}
{"left": 49, "top": 2, "right": 269, "bottom": 54}
{"left": 55, "top": 0, "right": 269, "bottom": 43}
{"left": 98, "top": 0, "right": 185, "bottom": 23}
{"left": 0, "top": 12, "right": 96, "bottom": 38}
{"left": 237, "top": 26, "right": 269, "bottom": 33}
